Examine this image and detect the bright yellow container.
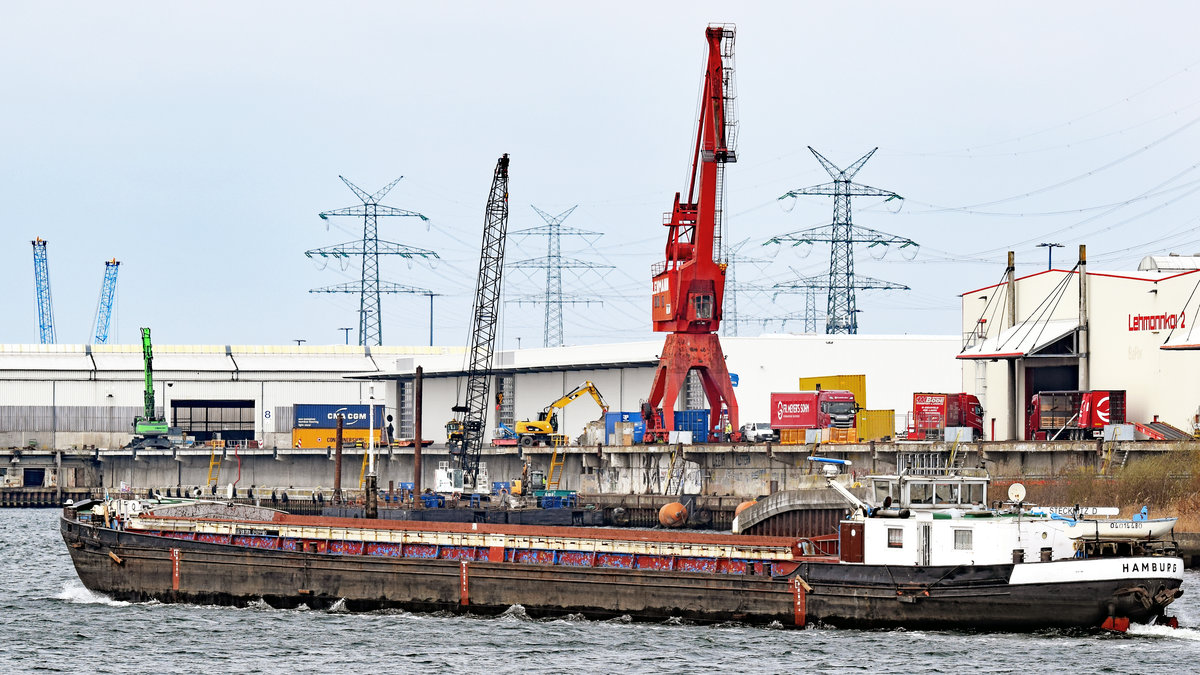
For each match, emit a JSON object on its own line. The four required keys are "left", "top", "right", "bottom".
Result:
{"left": 857, "top": 409, "right": 896, "bottom": 442}
{"left": 798, "top": 374, "right": 867, "bottom": 410}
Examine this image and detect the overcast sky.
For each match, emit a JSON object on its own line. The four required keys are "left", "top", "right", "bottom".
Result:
{"left": 3, "top": 2, "right": 1199, "bottom": 347}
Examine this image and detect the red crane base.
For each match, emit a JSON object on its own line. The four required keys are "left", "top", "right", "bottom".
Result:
{"left": 645, "top": 333, "right": 739, "bottom": 442}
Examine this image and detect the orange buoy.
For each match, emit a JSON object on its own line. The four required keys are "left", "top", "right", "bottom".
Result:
{"left": 658, "top": 502, "right": 688, "bottom": 527}
{"left": 734, "top": 500, "right": 758, "bottom": 517}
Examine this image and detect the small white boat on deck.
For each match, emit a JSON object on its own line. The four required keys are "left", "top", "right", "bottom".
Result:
{"left": 1061, "top": 517, "right": 1178, "bottom": 540}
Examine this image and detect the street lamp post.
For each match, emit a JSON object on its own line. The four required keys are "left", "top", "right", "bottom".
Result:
{"left": 338, "top": 327, "right": 353, "bottom": 345}
{"left": 1037, "top": 243, "right": 1064, "bottom": 271}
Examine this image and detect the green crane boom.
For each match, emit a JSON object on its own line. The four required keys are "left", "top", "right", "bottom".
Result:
{"left": 133, "top": 327, "right": 168, "bottom": 436}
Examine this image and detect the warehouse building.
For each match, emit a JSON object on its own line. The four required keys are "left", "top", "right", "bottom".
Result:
{"left": 959, "top": 251, "right": 1200, "bottom": 440}
{"left": 0, "top": 334, "right": 961, "bottom": 450}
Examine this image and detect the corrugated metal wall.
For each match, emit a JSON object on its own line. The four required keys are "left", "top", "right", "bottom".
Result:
{"left": 274, "top": 405, "right": 294, "bottom": 430}
{"left": 0, "top": 405, "right": 143, "bottom": 432}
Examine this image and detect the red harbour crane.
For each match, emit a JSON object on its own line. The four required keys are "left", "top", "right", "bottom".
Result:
{"left": 645, "top": 24, "right": 739, "bottom": 440}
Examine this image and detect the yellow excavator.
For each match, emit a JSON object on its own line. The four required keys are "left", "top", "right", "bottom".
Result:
{"left": 515, "top": 380, "right": 609, "bottom": 447}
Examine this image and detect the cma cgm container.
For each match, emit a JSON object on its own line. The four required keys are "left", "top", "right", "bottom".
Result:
{"left": 770, "top": 391, "right": 856, "bottom": 430}
{"left": 294, "top": 404, "right": 386, "bottom": 430}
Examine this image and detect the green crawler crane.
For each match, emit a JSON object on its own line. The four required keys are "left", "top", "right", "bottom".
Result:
{"left": 129, "top": 327, "right": 170, "bottom": 448}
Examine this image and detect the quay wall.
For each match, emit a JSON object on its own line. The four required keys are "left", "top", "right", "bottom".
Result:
{"left": 3, "top": 439, "right": 1194, "bottom": 498}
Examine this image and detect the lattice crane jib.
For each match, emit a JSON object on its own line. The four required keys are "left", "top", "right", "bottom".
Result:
{"left": 646, "top": 25, "right": 740, "bottom": 440}
{"left": 305, "top": 175, "right": 437, "bottom": 346}
{"left": 453, "top": 154, "right": 510, "bottom": 489}
{"left": 93, "top": 259, "right": 120, "bottom": 344}
{"left": 771, "top": 147, "right": 915, "bottom": 335}
{"left": 31, "top": 238, "right": 55, "bottom": 344}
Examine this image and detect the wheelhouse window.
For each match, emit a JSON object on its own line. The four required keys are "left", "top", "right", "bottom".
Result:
{"left": 887, "top": 528, "right": 904, "bottom": 548}
{"left": 872, "top": 480, "right": 894, "bottom": 506}
{"left": 934, "top": 483, "right": 961, "bottom": 505}
{"left": 907, "top": 482, "right": 933, "bottom": 505}
{"left": 954, "top": 529, "right": 973, "bottom": 551}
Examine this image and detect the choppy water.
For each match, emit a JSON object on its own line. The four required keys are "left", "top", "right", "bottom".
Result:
{"left": 4, "top": 509, "right": 1200, "bottom": 674}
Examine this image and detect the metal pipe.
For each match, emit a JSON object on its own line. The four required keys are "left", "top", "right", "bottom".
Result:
{"left": 1007, "top": 251, "right": 1018, "bottom": 441}
{"left": 414, "top": 366, "right": 423, "bottom": 498}
{"left": 334, "top": 415, "right": 343, "bottom": 502}
{"left": 1078, "top": 244, "right": 1089, "bottom": 391}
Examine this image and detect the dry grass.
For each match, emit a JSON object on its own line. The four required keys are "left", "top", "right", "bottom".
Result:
{"left": 998, "top": 449, "right": 1200, "bottom": 530}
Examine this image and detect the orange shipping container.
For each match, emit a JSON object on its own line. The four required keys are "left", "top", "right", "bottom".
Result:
{"left": 291, "top": 428, "right": 382, "bottom": 449}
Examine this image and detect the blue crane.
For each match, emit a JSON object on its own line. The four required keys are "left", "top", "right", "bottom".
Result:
{"left": 92, "top": 259, "right": 121, "bottom": 344}
{"left": 31, "top": 238, "right": 55, "bottom": 344}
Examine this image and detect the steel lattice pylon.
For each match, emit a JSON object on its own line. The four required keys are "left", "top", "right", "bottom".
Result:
{"left": 509, "top": 205, "right": 612, "bottom": 347}
{"left": 31, "top": 238, "right": 55, "bottom": 344}
{"left": 720, "top": 238, "right": 774, "bottom": 337}
{"left": 768, "top": 147, "right": 917, "bottom": 334}
{"left": 92, "top": 259, "right": 121, "bottom": 344}
{"left": 306, "top": 176, "right": 438, "bottom": 346}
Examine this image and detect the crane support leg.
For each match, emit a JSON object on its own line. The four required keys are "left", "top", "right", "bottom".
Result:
{"left": 646, "top": 333, "right": 738, "bottom": 440}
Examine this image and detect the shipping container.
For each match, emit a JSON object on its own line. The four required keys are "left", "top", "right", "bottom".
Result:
{"left": 673, "top": 409, "right": 711, "bottom": 441}
{"left": 294, "top": 404, "right": 386, "bottom": 430}
{"left": 798, "top": 374, "right": 866, "bottom": 410}
{"left": 291, "top": 427, "right": 382, "bottom": 449}
{"left": 857, "top": 409, "right": 896, "bottom": 441}
{"left": 605, "top": 411, "right": 645, "bottom": 444}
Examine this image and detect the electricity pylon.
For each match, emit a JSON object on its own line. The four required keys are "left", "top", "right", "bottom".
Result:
{"left": 768, "top": 147, "right": 916, "bottom": 334}
{"left": 306, "top": 175, "right": 438, "bottom": 346}
{"left": 508, "top": 205, "right": 612, "bottom": 347}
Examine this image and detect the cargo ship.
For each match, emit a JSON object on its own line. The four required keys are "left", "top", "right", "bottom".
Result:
{"left": 60, "top": 467, "right": 1184, "bottom": 631}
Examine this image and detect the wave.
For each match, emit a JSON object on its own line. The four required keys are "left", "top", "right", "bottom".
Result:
{"left": 55, "top": 581, "right": 131, "bottom": 607}
{"left": 1126, "top": 623, "right": 1200, "bottom": 641}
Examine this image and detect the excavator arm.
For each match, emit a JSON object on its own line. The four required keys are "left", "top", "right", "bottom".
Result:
{"left": 544, "top": 381, "right": 610, "bottom": 416}
{"left": 516, "top": 381, "right": 609, "bottom": 444}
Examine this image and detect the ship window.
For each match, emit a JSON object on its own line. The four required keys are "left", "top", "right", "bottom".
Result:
{"left": 872, "top": 481, "right": 894, "bottom": 505}
{"left": 964, "top": 483, "right": 985, "bottom": 506}
{"left": 935, "top": 483, "right": 960, "bottom": 504}
{"left": 887, "top": 528, "right": 903, "bottom": 548}
{"left": 907, "top": 482, "right": 933, "bottom": 505}
{"left": 954, "top": 529, "right": 973, "bottom": 551}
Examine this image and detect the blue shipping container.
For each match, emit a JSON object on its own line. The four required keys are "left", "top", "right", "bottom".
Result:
{"left": 673, "top": 409, "right": 711, "bottom": 441}
{"left": 605, "top": 411, "right": 644, "bottom": 444}
{"left": 294, "top": 404, "right": 386, "bottom": 430}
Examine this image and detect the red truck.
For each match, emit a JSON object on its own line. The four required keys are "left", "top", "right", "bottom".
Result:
{"left": 770, "top": 390, "right": 857, "bottom": 430}
{"left": 908, "top": 393, "right": 984, "bottom": 441}
{"left": 1026, "top": 390, "right": 1126, "bottom": 440}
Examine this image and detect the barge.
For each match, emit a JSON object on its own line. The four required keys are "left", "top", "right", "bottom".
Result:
{"left": 60, "top": 467, "right": 1184, "bottom": 631}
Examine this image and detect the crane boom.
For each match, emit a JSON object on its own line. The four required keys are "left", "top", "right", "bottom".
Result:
{"left": 644, "top": 25, "right": 740, "bottom": 441}
{"left": 31, "top": 238, "right": 56, "bottom": 344}
{"left": 92, "top": 259, "right": 121, "bottom": 344}
{"left": 450, "top": 154, "right": 510, "bottom": 491}
{"left": 133, "top": 327, "right": 168, "bottom": 436}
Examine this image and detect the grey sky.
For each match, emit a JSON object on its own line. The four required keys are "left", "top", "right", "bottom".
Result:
{"left": 3, "top": 2, "right": 1198, "bottom": 347}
